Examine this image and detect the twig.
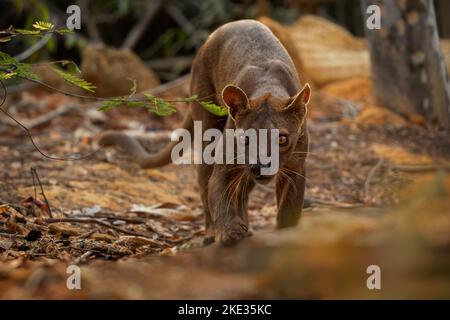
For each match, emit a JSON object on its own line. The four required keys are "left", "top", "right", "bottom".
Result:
{"left": 0, "top": 232, "right": 26, "bottom": 239}
{"left": 71, "top": 250, "right": 94, "bottom": 265}
{"left": 68, "top": 212, "right": 147, "bottom": 224}
{"left": 305, "top": 197, "right": 364, "bottom": 208}
{"left": 78, "top": 229, "right": 96, "bottom": 239}
{"left": 31, "top": 167, "right": 53, "bottom": 218}
{"left": 121, "top": 0, "right": 163, "bottom": 49}
{"left": 364, "top": 158, "right": 385, "bottom": 200}
{"left": 0, "top": 80, "right": 100, "bottom": 161}
{"left": 45, "top": 217, "right": 153, "bottom": 238}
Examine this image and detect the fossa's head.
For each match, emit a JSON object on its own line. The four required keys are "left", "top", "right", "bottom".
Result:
{"left": 221, "top": 83, "right": 311, "bottom": 183}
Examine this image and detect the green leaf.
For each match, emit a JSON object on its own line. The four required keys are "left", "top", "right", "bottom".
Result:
{"left": 0, "top": 71, "right": 17, "bottom": 80}
{"left": 98, "top": 99, "right": 146, "bottom": 112}
{"left": 144, "top": 93, "right": 177, "bottom": 116}
{"left": 0, "top": 51, "right": 16, "bottom": 63}
{"left": 184, "top": 95, "right": 198, "bottom": 102}
{"left": 0, "top": 52, "right": 39, "bottom": 80}
{"left": 55, "top": 28, "right": 72, "bottom": 34}
{"left": 200, "top": 101, "right": 228, "bottom": 116}
{"left": 15, "top": 28, "right": 40, "bottom": 35}
{"left": 0, "top": 37, "right": 12, "bottom": 42}
{"left": 52, "top": 67, "right": 96, "bottom": 92}
{"left": 32, "top": 21, "right": 54, "bottom": 31}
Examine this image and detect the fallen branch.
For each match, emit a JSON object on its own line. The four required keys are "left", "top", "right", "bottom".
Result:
{"left": 0, "top": 232, "right": 26, "bottom": 239}
{"left": 0, "top": 80, "right": 101, "bottom": 161}
{"left": 71, "top": 250, "right": 95, "bottom": 265}
{"left": 45, "top": 217, "right": 153, "bottom": 239}
{"left": 364, "top": 158, "right": 385, "bottom": 201}
{"left": 31, "top": 167, "right": 53, "bottom": 218}
{"left": 305, "top": 197, "right": 364, "bottom": 208}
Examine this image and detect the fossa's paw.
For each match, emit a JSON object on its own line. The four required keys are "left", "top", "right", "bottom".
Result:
{"left": 203, "top": 225, "right": 216, "bottom": 245}
{"left": 218, "top": 219, "right": 251, "bottom": 246}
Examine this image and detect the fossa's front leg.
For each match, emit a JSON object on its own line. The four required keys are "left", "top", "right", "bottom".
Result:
{"left": 207, "top": 165, "right": 254, "bottom": 245}
{"left": 276, "top": 162, "right": 306, "bottom": 228}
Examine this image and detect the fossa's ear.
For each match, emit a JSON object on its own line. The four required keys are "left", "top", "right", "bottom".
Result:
{"left": 222, "top": 84, "right": 249, "bottom": 120}
{"left": 285, "top": 83, "right": 311, "bottom": 114}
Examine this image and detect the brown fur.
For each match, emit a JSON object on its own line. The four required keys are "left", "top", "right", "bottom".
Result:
{"left": 100, "top": 20, "right": 311, "bottom": 245}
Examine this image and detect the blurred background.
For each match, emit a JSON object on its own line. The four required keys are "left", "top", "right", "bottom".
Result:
{"left": 1, "top": 0, "right": 448, "bottom": 82}
{"left": 0, "top": 0, "right": 449, "bottom": 299}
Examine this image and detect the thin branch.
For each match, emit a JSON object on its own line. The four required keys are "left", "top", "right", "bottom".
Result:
{"left": 45, "top": 217, "right": 158, "bottom": 240}
{"left": 31, "top": 167, "right": 53, "bottom": 218}
{"left": 0, "top": 62, "right": 193, "bottom": 103}
{"left": 0, "top": 80, "right": 100, "bottom": 161}
{"left": 0, "top": 232, "right": 26, "bottom": 239}
{"left": 305, "top": 197, "right": 364, "bottom": 208}
{"left": 364, "top": 158, "right": 385, "bottom": 201}
{"left": 71, "top": 250, "right": 95, "bottom": 265}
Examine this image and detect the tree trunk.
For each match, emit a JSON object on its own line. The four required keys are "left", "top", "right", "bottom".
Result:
{"left": 434, "top": 0, "right": 450, "bottom": 38}
{"left": 362, "top": 0, "right": 450, "bottom": 129}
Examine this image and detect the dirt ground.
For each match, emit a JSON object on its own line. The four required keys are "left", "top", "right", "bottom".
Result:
{"left": 0, "top": 77, "right": 449, "bottom": 299}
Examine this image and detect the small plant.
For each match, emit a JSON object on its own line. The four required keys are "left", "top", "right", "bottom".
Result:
{"left": 0, "top": 21, "right": 227, "bottom": 117}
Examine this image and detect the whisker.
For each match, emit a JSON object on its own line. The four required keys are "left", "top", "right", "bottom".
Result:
{"left": 218, "top": 173, "right": 241, "bottom": 214}
{"left": 279, "top": 170, "right": 298, "bottom": 195}
{"left": 282, "top": 167, "right": 311, "bottom": 182}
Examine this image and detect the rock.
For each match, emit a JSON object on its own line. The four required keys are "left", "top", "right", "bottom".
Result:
{"left": 80, "top": 44, "right": 160, "bottom": 97}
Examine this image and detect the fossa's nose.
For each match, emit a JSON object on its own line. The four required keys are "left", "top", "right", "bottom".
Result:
{"left": 250, "top": 162, "right": 271, "bottom": 178}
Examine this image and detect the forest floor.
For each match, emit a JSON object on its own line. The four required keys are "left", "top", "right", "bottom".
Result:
{"left": 0, "top": 77, "right": 449, "bottom": 299}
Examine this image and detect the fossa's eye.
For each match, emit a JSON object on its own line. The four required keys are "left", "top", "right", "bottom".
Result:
{"left": 279, "top": 135, "right": 289, "bottom": 146}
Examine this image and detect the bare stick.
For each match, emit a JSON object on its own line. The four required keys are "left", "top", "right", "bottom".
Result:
{"left": 71, "top": 250, "right": 94, "bottom": 265}
{"left": 45, "top": 217, "right": 156, "bottom": 239}
{"left": 364, "top": 158, "right": 385, "bottom": 200}
{"left": 31, "top": 167, "right": 53, "bottom": 218}
{"left": 0, "top": 232, "right": 26, "bottom": 239}
{"left": 0, "top": 80, "right": 100, "bottom": 161}
{"left": 305, "top": 197, "right": 364, "bottom": 208}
